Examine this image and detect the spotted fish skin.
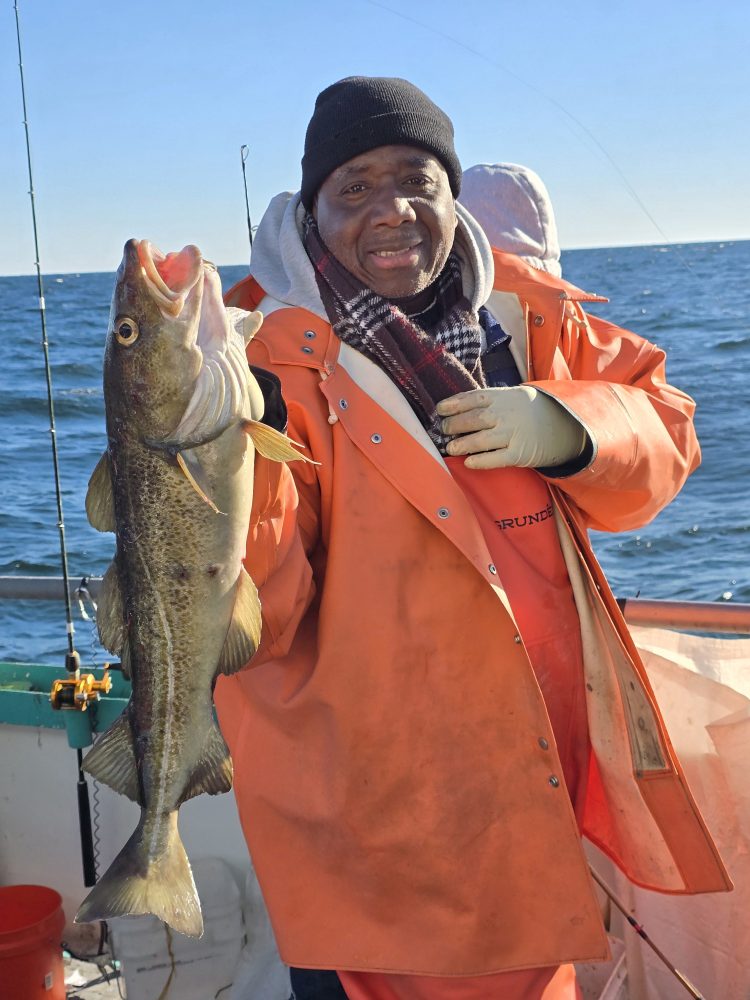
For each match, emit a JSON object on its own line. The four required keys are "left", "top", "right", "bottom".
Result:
{"left": 76, "top": 240, "right": 307, "bottom": 937}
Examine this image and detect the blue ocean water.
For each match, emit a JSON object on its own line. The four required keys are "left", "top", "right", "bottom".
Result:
{"left": 0, "top": 241, "right": 748, "bottom": 665}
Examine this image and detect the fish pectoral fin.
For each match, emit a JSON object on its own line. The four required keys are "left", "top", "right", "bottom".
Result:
{"left": 75, "top": 816, "right": 203, "bottom": 938}
{"left": 97, "top": 561, "right": 125, "bottom": 655}
{"left": 179, "top": 721, "right": 233, "bottom": 803}
{"left": 81, "top": 710, "right": 140, "bottom": 803}
{"left": 242, "top": 419, "right": 319, "bottom": 464}
{"left": 176, "top": 448, "right": 226, "bottom": 516}
{"left": 86, "top": 452, "right": 116, "bottom": 532}
{"left": 217, "top": 567, "right": 262, "bottom": 675}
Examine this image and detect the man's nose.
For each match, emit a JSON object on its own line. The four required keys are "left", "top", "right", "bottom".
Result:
{"left": 370, "top": 189, "right": 418, "bottom": 226}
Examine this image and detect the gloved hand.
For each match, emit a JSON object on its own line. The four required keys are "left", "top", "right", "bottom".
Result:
{"left": 437, "top": 386, "right": 589, "bottom": 470}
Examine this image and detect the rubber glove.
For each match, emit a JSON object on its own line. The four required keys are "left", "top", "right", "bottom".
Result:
{"left": 437, "top": 386, "right": 589, "bottom": 471}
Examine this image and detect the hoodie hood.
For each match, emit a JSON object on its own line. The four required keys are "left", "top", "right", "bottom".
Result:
{"left": 458, "top": 163, "right": 562, "bottom": 278}
{"left": 249, "top": 191, "right": 495, "bottom": 321}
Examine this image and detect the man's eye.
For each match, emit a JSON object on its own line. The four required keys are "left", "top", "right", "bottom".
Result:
{"left": 342, "top": 183, "right": 367, "bottom": 195}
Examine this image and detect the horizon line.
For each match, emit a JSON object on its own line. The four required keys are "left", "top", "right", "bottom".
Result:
{"left": 1, "top": 235, "right": 747, "bottom": 279}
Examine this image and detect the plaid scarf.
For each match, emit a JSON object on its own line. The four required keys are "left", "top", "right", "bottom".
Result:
{"left": 303, "top": 215, "right": 486, "bottom": 453}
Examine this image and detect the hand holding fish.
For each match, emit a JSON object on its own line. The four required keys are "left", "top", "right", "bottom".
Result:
{"left": 437, "top": 386, "right": 588, "bottom": 470}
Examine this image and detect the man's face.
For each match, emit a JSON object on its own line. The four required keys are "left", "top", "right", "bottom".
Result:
{"left": 313, "top": 144, "right": 457, "bottom": 301}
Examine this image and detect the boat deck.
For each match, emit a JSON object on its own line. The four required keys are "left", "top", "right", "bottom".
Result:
{"left": 64, "top": 955, "right": 122, "bottom": 999}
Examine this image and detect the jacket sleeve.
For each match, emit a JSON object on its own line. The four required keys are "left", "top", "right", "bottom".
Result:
{"left": 530, "top": 304, "right": 701, "bottom": 533}
{"left": 242, "top": 360, "right": 323, "bottom": 666}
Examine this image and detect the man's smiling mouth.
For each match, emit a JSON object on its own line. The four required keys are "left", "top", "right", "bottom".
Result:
{"left": 368, "top": 242, "right": 423, "bottom": 268}
{"left": 372, "top": 245, "right": 418, "bottom": 257}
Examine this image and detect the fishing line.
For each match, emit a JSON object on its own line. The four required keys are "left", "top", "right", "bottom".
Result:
{"left": 362, "top": 0, "right": 694, "bottom": 273}
{"left": 13, "top": 0, "right": 97, "bottom": 888}
{"left": 156, "top": 925, "right": 177, "bottom": 1000}
{"left": 241, "top": 144, "right": 254, "bottom": 255}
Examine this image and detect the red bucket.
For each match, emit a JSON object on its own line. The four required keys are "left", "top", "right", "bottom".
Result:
{"left": 0, "top": 885, "right": 66, "bottom": 999}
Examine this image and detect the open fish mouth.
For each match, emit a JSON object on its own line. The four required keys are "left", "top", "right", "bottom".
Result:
{"left": 138, "top": 240, "right": 203, "bottom": 318}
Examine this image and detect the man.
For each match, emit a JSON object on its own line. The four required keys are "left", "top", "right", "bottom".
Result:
{"left": 217, "top": 77, "right": 730, "bottom": 1000}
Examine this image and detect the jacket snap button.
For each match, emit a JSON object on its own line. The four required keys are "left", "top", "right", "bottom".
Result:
{"left": 304, "top": 330, "right": 316, "bottom": 339}
{"left": 437, "top": 507, "right": 450, "bottom": 519}
{"left": 549, "top": 775, "right": 560, "bottom": 788}
{"left": 339, "top": 399, "right": 348, "bottom": 409}
{"left": 488, "top": 563, "right": 497, "bottom": 575}
{"left": 513, "top": 634, "right": 521, "bottom": 644}
{"left": 301, "top": 346, "right": 314, "bottom": 354}
{"left": 538, "top": 737, "right": 549, "bottom": 750}
{"left": 533, "top": 315, "right": 545, "bottom": 327}
{"left": 371, "top": 433, "right": 382, "bottom": 444}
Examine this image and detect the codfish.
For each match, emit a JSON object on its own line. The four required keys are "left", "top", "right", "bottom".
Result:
{"left": 76, "top": 239, "right": 307, "bottom": 936}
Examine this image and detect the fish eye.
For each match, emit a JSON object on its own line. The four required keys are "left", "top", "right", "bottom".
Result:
{"left": 115, "top": 318, "right": 139, "bottom": 346}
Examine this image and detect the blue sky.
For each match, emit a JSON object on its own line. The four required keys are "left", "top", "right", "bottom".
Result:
{"left": 2, "top": 0, "right": 749, "bottom": 275}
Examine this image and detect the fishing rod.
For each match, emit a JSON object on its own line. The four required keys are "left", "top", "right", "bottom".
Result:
{"left": 590, "top": 866, "right": 707, "bottom": 1000}
{"left": 240, "top": 144, "right": 253, "bottom": 255}
{"left": 13, "top": 0, "right": 98, "bottom": 889}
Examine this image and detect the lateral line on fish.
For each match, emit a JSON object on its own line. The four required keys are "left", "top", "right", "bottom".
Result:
{"left": 136, "top": 549, "right": 175, "bottom": 859}
{"left": 175, "top": 453, "right": 227, "bottom": 516}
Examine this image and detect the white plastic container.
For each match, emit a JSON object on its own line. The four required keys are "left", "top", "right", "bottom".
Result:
{"left": 110, "top": 857, "right": 244, "bottom": 1000}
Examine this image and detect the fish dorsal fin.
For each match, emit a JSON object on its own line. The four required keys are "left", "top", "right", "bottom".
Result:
{"left": 178, "top": 719, "right": 233, "bottom": 804}
{"left": 216, "top": 566, "right": 261, "bottom": 675}
{"left": 97, "top": 561, "right": 125, "bottom": 655}
{"left": 242, "top": 420, "right": 318, "bottom": 464}
{"left": 81, "top": 710, "right": 140, "bottom": 803}
{"left": 86, "top": 452, "right": 116, "bottom": 532}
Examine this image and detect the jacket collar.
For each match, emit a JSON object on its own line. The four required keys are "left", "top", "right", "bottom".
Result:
{"left": 491, "top": 248, "right": 607, "bottom": 304}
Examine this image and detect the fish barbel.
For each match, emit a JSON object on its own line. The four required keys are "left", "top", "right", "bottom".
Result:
{"left": 76, "top": 239, "right": 308, "bottom": 936}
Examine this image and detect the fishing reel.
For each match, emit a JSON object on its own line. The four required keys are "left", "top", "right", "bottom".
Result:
{"left": 50, "top": 653, "right": 112, "bottom": 712}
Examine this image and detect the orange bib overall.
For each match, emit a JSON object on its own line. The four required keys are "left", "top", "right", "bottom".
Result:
{"left": 340, "top": 462, "right": 589, "bottom": 1000}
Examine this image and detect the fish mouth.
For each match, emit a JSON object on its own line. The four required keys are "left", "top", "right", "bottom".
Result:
{"left": 137, "top": 240, "right": 203, "bottom": 317}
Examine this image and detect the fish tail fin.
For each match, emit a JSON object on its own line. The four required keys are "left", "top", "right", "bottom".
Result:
{"left": 75, "top": 815, "right": 203, "bottom": 937}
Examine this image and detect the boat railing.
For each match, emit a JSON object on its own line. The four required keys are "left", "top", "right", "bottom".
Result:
{"left": 1, "top": 575, "right": 749, "bottom": 635}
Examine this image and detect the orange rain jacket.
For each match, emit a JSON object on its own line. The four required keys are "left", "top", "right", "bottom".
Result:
{"left": 215, "top": 249, "right": 731, "bottom": 977}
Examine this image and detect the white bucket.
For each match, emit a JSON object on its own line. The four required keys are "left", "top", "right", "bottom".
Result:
{"left": 110, "top": 857, "right": 244, "bottom": 1000}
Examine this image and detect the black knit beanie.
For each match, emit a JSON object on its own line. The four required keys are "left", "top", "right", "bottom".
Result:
{"left": 301, "top": 76, "right": 462, "bottom": 209}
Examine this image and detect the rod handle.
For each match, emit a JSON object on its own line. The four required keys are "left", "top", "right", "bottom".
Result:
{"left": 77, "top": 777, "right": 97, "bottom": 887}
